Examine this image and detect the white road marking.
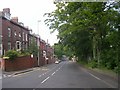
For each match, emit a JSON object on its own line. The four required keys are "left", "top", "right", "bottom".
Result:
{"left": 38, "top": 63, "right": 65, "bottom": 83}
{"left": 0, "top": 76, "right": 2, "bottom": 79}
{"left": 44, "top": 72, "right": 47, "bottom": 74}
{"left": 101, "top": 79, "right": 115, "bottom": 88}
{"left": 41, "top": 77, "right": 50, "bottom": 84}
{"left": 89, "top": 73, "right": 101, "bottom": 80}
{"left": 56, "top": 69, "right": 58, "bottom": 72}
{"left": 51, "top": 72, "right": 56, "bottom": 76}
{"left": 7, "top": 75, "right": 12, "bottom": 77}
{"left": 88, "top": 72, "right": 114, "bottom": 88}
{"left": 38, "top": 75, "right": 42, "bottom": 78}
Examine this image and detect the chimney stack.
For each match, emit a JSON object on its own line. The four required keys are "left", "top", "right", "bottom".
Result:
{"left": 3, "top": 8, "right": 10, "bottom": 14}
{"left": 3, "top": 8, "right": 11, "bottom": 20}
{"left": 11, "top": 17, "right": 18, "bottom": 23}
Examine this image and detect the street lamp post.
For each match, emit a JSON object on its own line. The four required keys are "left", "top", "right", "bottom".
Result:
{"left": 37, "top": 20, "right": 41, "bottom": 66}
{"left": 0, "top": 35, "right": 3, "bottom": 57}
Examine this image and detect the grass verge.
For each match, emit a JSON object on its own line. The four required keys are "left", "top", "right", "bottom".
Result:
{"left": 77, "top": 60, "right": 118, "bottom": 80}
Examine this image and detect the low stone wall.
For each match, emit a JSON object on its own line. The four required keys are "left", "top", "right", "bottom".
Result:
{"left": 4, "top": 55, "right": 38, "bottom": 71}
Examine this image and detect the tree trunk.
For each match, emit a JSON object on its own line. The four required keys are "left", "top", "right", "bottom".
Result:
{"left": 93, "top": 36, "right": 96, "bottom": 60}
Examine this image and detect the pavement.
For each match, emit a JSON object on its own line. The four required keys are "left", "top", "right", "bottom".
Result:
{"left": 2, "top": 67, "right": 39, "bottom": 76}
{"left": 2, "top": 64, "right": 55, "bottom": 76}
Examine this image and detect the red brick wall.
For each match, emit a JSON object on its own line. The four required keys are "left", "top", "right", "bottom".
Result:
{"left": 39, "top": 55, "right": 45, "bottom": 66}
{"left": 4, "top": 55, "right": 37, "bottom": 71}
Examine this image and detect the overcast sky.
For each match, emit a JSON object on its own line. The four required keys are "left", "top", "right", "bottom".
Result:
{"left": 0, "top": 0, "right": 58, "bottom": 45}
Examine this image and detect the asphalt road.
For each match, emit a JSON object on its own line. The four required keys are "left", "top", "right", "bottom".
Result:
{"left": 2, "top": 61, "right": 118, "bottom": 89}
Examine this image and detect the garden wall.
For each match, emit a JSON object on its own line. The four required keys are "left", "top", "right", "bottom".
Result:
{"left": 4, "top": 55, "right": 38, "bottom": 71}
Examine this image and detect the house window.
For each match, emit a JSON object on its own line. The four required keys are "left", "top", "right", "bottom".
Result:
{"left": 8, "top": 27, "right": 11, "bottom": 37}
{"left": 26, "top": 34, "right": 28, "bottom": 41}
{"left": 14, "top": 31, "right": 17, "bottom": 37}
{"left": 19, "top": 32, "right": 21, "bottom": 37}
{"left": 0, "top": 43, "right": 2, "bottom": 57}
{"left": 23, "top": 32, "right": 25, "bottom": 41}
{"left": 8, "top": 42, "right": 11, "bottom": 50}
{"left": 16, "top": 41, "right": 21, "bottom": 51}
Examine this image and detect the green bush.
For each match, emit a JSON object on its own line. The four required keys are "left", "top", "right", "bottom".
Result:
{"left": 114, "top": 66, "right": 120, "bottom": 73}
{"left": 19, "top": 50, "right": 30, "bottom": 56}
{"left": 5, "top": 50, "right": 18, "bottom": 60}
{"left": 88, "top": 60, "right": 98, "bottom": 68}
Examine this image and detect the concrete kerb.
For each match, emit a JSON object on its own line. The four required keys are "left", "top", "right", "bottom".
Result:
{"left": 3, "top": 67, "right": 38, "bottom": 76}
{"left": 13, "top": 69, "right": 33, "bottom": 75}
{"left": 12, "top": 66, "right": 48, "bottom": 75}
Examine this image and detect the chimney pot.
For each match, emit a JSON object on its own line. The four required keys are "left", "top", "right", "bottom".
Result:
{"left": 11, "top": 17, "right": 18, "bottom": 23}
{"left": 3, "top": 8, "right": 10, "bottom": 14}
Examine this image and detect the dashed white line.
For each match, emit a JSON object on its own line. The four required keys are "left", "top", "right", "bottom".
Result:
{"left": 51, "top": 72, "right": 56, "bottom": 76}
{"left": 41, "top": 77, "right": 50, "bottom": 84}
{"left": 56, "top": 69, "right": 58, "bottom": 72}
{"left": 7, "top": 75, "right": 12, "bottom": 77}
{"left": 38, "top": 75, "right": 42, "bottom": 78}
{"left": 39, "top": 63, "right": 65, "bottom": 84}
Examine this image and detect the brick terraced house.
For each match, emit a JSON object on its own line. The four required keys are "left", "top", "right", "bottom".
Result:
{"left": 0, "top": 8, "right": 54, "bottom": 67}
{"left": 0, "top": 8, "right": 30, "bottom": 55}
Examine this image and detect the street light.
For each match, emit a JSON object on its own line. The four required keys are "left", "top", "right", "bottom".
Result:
{"left": 0, "top": 35, "right": 3, "bottom": 57}
{"left": 37, "top": 20, "right": 41, "bottom": 66}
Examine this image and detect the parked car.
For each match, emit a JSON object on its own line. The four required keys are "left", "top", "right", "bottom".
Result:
{"left": 55, "top": 61, "right": 59, "bottom": 64}
{"left": 58, "top": 60, "right": 61, "bottom": 63}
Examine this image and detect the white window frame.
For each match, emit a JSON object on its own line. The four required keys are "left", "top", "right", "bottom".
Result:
{"left": 0, "top": 43, "right": 3, "bottom": 57}
{"left": 19, "top": 32, "right": 21, "bottom": 38}
{"left": 14, "top": 31, "right": 17, "bottom": 37}
{"left": 23, "top": 32, "right": 25, "bottom": 41}
{"left": 16, "top": 41, "right": 21, "bottom": 51}
{"left": 8, "top": 27, "right": 11, "bottom": 37}
{"left": 26, "top": 34, "right": 28, "bottom": 41}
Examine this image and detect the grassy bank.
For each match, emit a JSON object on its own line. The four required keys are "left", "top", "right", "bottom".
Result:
{"left": 77, "top": 60, "right": 118, "bottom": 79}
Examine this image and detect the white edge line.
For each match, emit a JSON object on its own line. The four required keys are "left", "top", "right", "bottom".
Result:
{"left": 88, "top": 72, "right": 114, "bottom": 88}
{"left": 89, "top": 73, "right": 101, "bottom": 80}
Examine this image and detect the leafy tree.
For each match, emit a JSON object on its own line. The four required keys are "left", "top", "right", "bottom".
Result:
{"left": 44, "top": 1, "right": 120, "bottom": 72}
{"left": 53, "top": 42, "right": 73, "bottom": 59}
{"left": 28, "top": 38, "right": 39, "bottom": 57}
